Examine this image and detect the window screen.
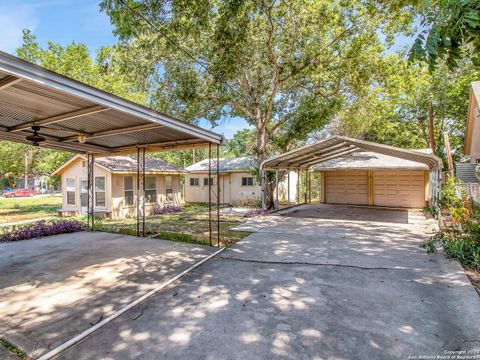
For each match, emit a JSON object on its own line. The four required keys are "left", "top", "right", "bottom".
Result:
{"left": 242, "top": 177, "right": 254, "bottom": 186}
{"left": 190, "top": 178, "right": 199, "bottom": 186}
{"left": 124, "top": 176, "right": 134, "bottom": 206}
{"left": 95, "top": 177, "right": 106, "bottom": 207}
{"left": 165, "top": 176, "right": 173, "bottom": 201}
{"left": 203, "top": 177, "right": 214, "bottom": 186}
{"left": 66, "top": 178, "right": 75, "bottom": 205}
{"left": 145, "top": 176, "right": 157, "bottom": 203}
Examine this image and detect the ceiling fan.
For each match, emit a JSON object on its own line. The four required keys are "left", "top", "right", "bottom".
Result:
{"left": 25, "top": 126, "right": 46, "bottom": 146}
{"left": 25, "top": 125, "right": 87, "bottom": 146}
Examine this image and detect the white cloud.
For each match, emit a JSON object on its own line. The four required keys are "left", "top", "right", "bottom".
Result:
{"left": 0, "top": 3, "right": 38, "bottom": 54}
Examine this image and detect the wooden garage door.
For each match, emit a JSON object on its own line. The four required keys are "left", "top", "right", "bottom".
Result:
{"left": 325, "top": 171, "right": 369, "bottom": 205}
{"left": 374, "top": 170, "right": 425, "bottom": 208}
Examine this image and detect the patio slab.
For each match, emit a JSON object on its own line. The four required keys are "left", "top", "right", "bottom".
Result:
{"left": 0, "top": 231, "right": 216, "bottom": 358}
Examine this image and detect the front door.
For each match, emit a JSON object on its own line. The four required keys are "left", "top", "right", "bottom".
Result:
{"left": 80, "top": 179, "right": 88, "bottom": 215}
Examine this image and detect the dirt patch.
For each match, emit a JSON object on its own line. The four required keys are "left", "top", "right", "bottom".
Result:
{"left": 464, "top": 267, "right": 480, "bottom": 297}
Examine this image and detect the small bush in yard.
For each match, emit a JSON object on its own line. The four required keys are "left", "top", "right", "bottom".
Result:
{"left": 152, "top": 204, "right": 182, "bottom": 215}
{"left": 0, "top": 220, "right": 86, "bottom": 242}
{"left": 245, "top": 208, "right": 269, "bottom": 218}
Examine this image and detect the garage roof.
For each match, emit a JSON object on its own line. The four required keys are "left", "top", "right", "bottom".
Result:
{"left": 313, "top": 152, "right": 429, "bottom": 171}
{"left": 0, "top": 51, "right": 224, "bottom": 155}
{"left": 262, "top": 136, "right": 443, "bottom": 170}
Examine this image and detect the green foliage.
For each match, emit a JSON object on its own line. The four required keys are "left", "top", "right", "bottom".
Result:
{"left": 422, "top": 175, "right": 480, "bottom": 270}
{"left": 336, "top": 56, "right": 480, "bottom": 162}
{"left": 409, "top": 0, "right": 480, "bottom": 71}
{"left": 0, "top": 338, "right": 27, "bottom": 360}
{"left": 224, "top": 129, "right": 255, "bottom": 157}
{"left": 0, "top": 30, "right": 151, "bottom": 179}
{"left": 100, "top": 0, "right": 416, "bottom": 160}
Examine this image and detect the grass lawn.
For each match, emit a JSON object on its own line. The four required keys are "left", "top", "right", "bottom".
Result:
{"left": 0, "top": 195, "right": 61, "bottom": 224}
{"left": 96, "top": 203, "right": 251, "bottom": 246}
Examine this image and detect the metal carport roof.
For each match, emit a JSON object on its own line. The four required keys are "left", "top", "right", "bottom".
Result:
{"left": 0, "top": 51, "right": 224, "bottom": 155}
{"left": 261, "top": 136, "right": 443, "bottom": 170}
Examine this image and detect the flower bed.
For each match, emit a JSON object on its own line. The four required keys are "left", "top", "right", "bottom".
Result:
{"left": 0, "top": 219, "right": 86, "bottom": 242}
{"left": 152, "top": 204, "right": 183, "bottom": 215}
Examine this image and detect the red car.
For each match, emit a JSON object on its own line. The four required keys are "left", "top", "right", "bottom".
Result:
{"left": 4, "top": 189, "right": 37, "bottom": 198}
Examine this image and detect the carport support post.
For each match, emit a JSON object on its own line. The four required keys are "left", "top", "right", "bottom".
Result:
{"left": 296, "top": 169, "right": 300, "bottom": 204}
{"left": 216, "top": 144, "right": 220, "bottom": 247}
{"left": 87, "top": 153, "right": 95, "bottom": 231}
{"left": 142, "top": 148, "right": 146, "bottom": 237}
{"left": 208, "top": 143, "right": 212, "bottom": 246}
{"left": 307, "top": 169, "right": 312, "bottom": 204}
{"left": 287, "top": 171, "right": 291, "bottom": 206}
{"left": 136, "top": 148, "right": 145, "bottom": 237}
{"left": 136, "top": 148, "right": 140, "bottom": 237}
{"left": 275, "top": 170, "right": 279, "bottom": 209}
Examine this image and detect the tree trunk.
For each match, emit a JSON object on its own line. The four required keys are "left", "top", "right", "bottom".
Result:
{"left": 255, "top": 123, "right": 275, "bottom": 209}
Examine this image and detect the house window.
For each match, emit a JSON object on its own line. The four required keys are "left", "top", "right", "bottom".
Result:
{"left": 66, "top": 178, "right": 75, "bottom": 205}
{"left": 124, "top": 176, "right": 134, "bottom": 206}
{"left": 165, "top": 176, "right": 173, "bottom": 201}
{"left": 242, "top": 177, "right": 254, "bottom": 186}
{"left": 95, "top": 177, "right": 106, "bottom": 207}
{"left": 145, "top": 176, "right": 157, "bottom": 204}
{"left": 190, "top": 177, "right": 200, "bottom": 186}
{"left": 203, "top": 177, "right": 214, "bottom": 186}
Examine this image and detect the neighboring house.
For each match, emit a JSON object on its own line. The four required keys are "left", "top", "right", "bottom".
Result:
{"left": 16, "top": 174, "right": 53, "bottom": 193}
{"left": 458, "top": 81, "right": 480, "bottom": 184}
{"left": 52, "top": 155, "right": 184, "bottom": 219}
{"left": 465, "top": 81, "right": 480, "bottom": 164}
{"left": 184, "top": 156, "right": 297, "bottom": 205}
{"left": 313, "top": 151, "right": 431, "bottom": 208}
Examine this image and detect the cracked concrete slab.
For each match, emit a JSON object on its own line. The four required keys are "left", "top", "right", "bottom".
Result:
{"left": 55, "top": 205, "right": 480, "bottom": 359}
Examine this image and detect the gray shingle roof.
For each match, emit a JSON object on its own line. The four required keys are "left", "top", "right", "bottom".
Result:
{"left": 96, "top": 156, "right": 184, "bottom": 173}
{"left": 313, "top": 152, "right": 429, "bottom": 170}
{"left": 186, "top": 156, "right": 256, "bottom": 172}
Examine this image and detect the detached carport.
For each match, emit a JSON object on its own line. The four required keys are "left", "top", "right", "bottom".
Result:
{"left": 0, "top": 52, "right": 227, "bottom": 358}
{"left": 0, "top": 51, "right": 224, "bottom": 242}
{"left": 261, "top": 136, "right": 443, "bottom": 209}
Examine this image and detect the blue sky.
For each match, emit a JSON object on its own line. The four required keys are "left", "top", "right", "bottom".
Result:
{"left": 0, "top": 0, "right": 251, "bottom": 138}
{"left": 0, "top": 0, "right": 413, "bottom": 139}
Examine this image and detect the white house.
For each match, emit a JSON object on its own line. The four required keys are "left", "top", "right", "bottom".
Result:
{"left": 52, "top": 155, "right": 184, "bottom": 218}
{"left": 184, "top": 156, "right": 298, "bottom": 205}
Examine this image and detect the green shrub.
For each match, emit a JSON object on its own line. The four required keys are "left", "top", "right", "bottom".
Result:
{"left": 422, "top": 175, "right": 480, "bottom": 270}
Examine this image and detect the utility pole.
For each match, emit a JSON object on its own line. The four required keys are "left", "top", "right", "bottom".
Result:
{"left": 428, "top": 101, "right": 436, "bottom": 153}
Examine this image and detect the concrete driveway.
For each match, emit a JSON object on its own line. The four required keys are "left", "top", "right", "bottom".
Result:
{"left": 51, "top": 205, "right": 480, "bottom": 359}
{"left": 0, "top": 232, "right": 217, "bottom": 358}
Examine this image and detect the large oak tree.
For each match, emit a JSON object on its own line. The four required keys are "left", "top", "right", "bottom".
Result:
{"left": 101, "top": 0, "right": 415, "bottom": 206}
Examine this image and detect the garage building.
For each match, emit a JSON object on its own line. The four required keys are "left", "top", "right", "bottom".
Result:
{"left": 261, "top": 136, "right": 443, "bottom": 209}
{"left": 314, "top": 152, "right": 429, "bottom": 208}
